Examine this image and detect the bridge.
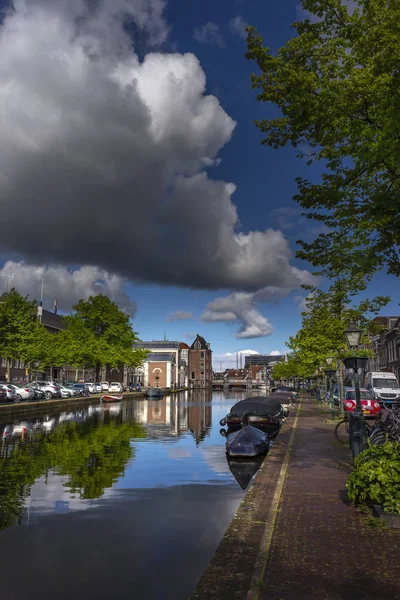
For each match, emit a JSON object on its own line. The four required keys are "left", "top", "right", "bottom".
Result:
{"left": 212, "top": 379, "right": 267, "bottom": 390}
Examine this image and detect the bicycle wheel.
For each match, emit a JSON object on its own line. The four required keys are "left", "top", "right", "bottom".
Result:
{"left": 368, "top": 427, "right": 387, "bottom": 446}
{"left": 335, "top": 419, "right": 350, "bottom": 445}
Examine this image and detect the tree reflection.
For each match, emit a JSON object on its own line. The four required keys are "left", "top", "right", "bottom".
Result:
{"left": 0, "top": 419, "right": 145, "bottom": 531}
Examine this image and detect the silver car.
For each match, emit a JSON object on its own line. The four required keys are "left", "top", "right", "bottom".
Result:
{"left": 57, "top": 385, "right": 79, "bottom": 398}
{"left": 9, "top": 384, "right": 34, "bottom": 401}
{"left": 0, "top": 384, "right": 16, "bottom": 401}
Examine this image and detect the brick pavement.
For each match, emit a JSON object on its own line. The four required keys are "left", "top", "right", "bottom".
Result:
{"left": 259, "top": 396, "right": 400, "bottom": 600}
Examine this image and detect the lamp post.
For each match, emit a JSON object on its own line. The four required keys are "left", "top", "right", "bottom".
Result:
{"left": 155, "top": 374, "right": 160, "bottom": 389}
{"left": 343, "top": 322, "right": 368, "bottom": 460}
{"left": 324, "top": 356, "right": 336, "bottom": 417}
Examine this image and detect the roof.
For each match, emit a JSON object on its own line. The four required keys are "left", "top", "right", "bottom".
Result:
{"left": 190, "top": 334, "right": 210, "bottom": 350}
{"left": 180, "top": 342, "right": 190, "bottom": 349}
{"left": 40, "top": 309, "right": 66, "bottom": 331}
{"left": 146, "top": 353, "right": 175, "bottom": 362}
{"left": 371, "top": 316, "right": 400, "bottom": 327}
{"left": 134, "top": 341, "right": 181, "bottom": 350}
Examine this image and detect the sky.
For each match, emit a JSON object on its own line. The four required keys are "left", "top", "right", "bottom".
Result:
{"left": 0, "top": 0, "right": 398, "bottom": 370}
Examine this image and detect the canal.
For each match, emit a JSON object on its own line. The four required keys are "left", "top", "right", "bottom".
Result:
{"left": 0, "top": 389, "right": 264, "bottom": 600}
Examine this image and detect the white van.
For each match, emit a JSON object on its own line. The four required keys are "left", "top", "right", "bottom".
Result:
{"left": 365, "top": 371, "right": 400, "bottom": 404}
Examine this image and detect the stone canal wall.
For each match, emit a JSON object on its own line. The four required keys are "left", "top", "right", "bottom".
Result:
{"left": 0, "top": 387, "right": 194, "bottom": 419}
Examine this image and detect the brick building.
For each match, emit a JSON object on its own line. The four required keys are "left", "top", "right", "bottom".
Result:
{"left": 188, "top": 334, "right": 212, "bottom": 388}
{"left": 144, "top": 353, "right": 175, "bottom": 388}
{"left": 134, "top": 341, "right": 185, "bottom": 388}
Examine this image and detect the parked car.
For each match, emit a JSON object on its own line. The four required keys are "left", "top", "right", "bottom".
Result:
{"left": 344, "top": 389, "right": 381, "bottom": 417}
{"left": 71, "top": 383, "right": 91, "bottom": 396}
{"left": 100, "top": 381, "right": 110, "bottom": 392}
{"left": 29, "top": 381, "right": 61, "bottom": 400}
{"left": 129, "top": 383, "right": 142, "bottom": 392}
{"left": 0, "top": 384, "right": 17, "bottom": 402}
{"left": 8, "top": 384, "right": 34, "bottom": 401}
{"left": 109, "top": 382, "right": 123, "bottom": 393}
{"left": 57, "top": 385, "right": 80, "bottom": 398}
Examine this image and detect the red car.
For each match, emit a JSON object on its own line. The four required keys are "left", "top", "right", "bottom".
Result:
{"left": 344, "top": 389, "right": 381, "bottom": 417}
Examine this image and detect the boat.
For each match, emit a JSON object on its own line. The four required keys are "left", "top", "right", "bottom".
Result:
{"left": 270, "top": 390, "right": 297, "bottom": 416}
{"left": 101, "top": 394, "right": 123, "bottom": 402}
{"left": 145, "top": 388, "right": 164, "bottom": 398}
{"left": 225, "top": 413, "right": 270, "bottom": 457}
{"left": 220, "top": 395, "right": 285, "bottom": 434}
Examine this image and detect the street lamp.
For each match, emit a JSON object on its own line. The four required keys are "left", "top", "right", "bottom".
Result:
{"left": 344, "top": 322, "right": 362, "bottom": 349}
{"left": 324, "top": 356, "right": 336, "bottom": 416}
{"left": 155, "top": 374, "right": 160, "bottom": 388}
{"left": 343, "top": 322, "right": 367, "bottom": 460}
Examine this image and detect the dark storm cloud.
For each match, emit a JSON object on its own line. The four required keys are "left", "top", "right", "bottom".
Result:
{"left": 0, "top": 0, "right": 311, "bottom": 304}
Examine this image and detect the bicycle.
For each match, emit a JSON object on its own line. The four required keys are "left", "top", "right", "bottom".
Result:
{"left": 368, "top": 401, "right": 400, "bottom": 445}
{"left": 335, "top": 413, "right": 372, "bottom": 445}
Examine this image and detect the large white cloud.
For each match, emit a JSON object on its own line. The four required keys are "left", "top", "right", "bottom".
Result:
{"left": 202, "top": 292, "right": 273, "bottom": 339}
{"left": 0, "top": 261, "right": 135, "bottom": 315}
{"left": 0, "top": 0, "right": 312, "bottom": 301}
{"left": 202, "top": 264, "right": 314, "bottom": 339}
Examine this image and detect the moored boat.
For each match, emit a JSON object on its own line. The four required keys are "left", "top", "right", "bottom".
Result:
{"left": 101, "top": 394, "right": 123, "bottom": 402}
{"left": 220, "top": 395, "right": 285, "bottom": 434}
{"left": 225, "top": 413, "right": 270, "bottom": 457}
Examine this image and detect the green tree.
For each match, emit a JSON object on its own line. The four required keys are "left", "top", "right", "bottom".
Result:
{"left": 0, "top": 289, "right": 48, "bottom": 381}
{"left": 62, "top": 295, "right": 148, "bottom": 380}
{"left": 276, "top": 279, "right": 389, "bottom": 378}
{"left": 246, "top": 0, "right": 400, "bottom": 285}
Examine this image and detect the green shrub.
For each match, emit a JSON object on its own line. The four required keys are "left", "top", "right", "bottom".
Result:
{"left": 346, "top": 442, "right": 400, "bottom": 515}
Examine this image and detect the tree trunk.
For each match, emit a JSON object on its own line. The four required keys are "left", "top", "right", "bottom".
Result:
{"left": 75, "top": 367, "right": 79, "bottom": 381}
{"left": 95, "top": 363, "right": 101, "bottom": 382}
{"left": 6, "top": 358, "right": 11, "bottom": 383}
{"left": 49, "top": 365, "right": 53, "bottom": 381}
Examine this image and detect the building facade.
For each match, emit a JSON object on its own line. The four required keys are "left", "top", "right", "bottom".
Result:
{"left": 244, "top": 354, "right": 285, "bottom": 368}
{"left": 144, "top": 353, "right": 175, "bottom": 388}
{"left": 188, "top": 334, "right": 212, "bottom": 388}
{"left": 133, "top": 340, "right": 192, "bottom": 389}
{"left": 367, "top": 316, "right": 400, "bottom": 381}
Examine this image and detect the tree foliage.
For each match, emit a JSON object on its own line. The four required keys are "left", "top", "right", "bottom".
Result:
{"left": 59, "top": 295, "right": 148, "bottom": 377}
{"left": 246, "top": 0, "right": 400, "bottom": 284}
{"left": 0, "top": 289, "right": 53, "bottom": 377}
{"left": 272, "top": 279, "right": 389, "bottom": 379}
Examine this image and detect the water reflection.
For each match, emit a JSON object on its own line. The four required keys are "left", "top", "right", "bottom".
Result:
{"left": 0, "top": 388, "right": 258, "bottom": 532}
{"left": 227, "top": 455, "right": 264, "bottom": 490}
{"left": 0, "top": 389, "right": 263, "bottom": 600}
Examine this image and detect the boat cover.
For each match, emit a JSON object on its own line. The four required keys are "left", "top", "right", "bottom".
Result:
{"left": 229, "top": 396, "right": 284, "bottom": 418}
{"left": 270, "top": 391, "right": 295, "bottom": 401}
{"left": 226, "top": 425, "right": 269, "bottom": 457}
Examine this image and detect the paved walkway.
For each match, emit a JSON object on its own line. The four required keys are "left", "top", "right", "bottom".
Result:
{"left": 258, "top": 395, "right": 400, "bottom": 600}
{"left": 192, "top": 395, "right": 400, "bottom": 600}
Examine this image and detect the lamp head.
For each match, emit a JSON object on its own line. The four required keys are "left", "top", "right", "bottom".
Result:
{"left": 344, "top": 322, "right": 362, "bottom": 348}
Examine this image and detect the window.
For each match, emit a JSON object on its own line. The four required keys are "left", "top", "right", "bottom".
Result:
{"left": 200, "top": 352, "right": 204, "bottom": 359}
{"left": 200, "top": 372, "right": 204, "bottom": 380}
{"left": 192, "top": 371, "right": 195, "bottom": 379}
{"left": 1, "top": 358, "right": 6, "bottom": 368}
{"left": 200, "top": 362, "right": 204, "bottom": 369}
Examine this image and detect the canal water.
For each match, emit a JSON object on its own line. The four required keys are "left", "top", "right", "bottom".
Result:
{"left": 0, "top": 389, "right": 264, "bottom": 600}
